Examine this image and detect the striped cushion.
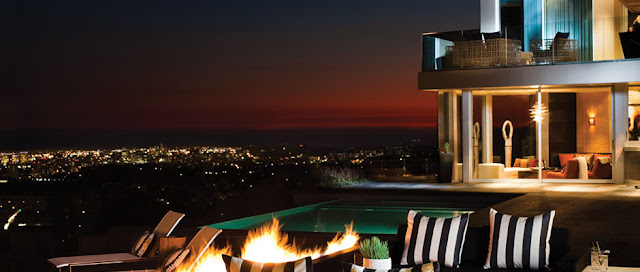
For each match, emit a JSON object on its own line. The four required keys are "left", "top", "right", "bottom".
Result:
{"left": 162, "top": 248, "right": 190, "bottom": 272}
{"left": 342, "top": 261, "right": 439, "bottom": 272}
{"left": 400, "top": 210, "right": 470, "bottom": 268}
{"left": 222, "top": 255, "right": 313, "bottom": 272}
{"left": 484, "top": 208, "right": 556, "bottom": 270}
{"left": 131, "top": 231, "right": 155, "bottom": 257}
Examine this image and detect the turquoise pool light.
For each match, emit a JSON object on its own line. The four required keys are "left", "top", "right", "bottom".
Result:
{"left": 205, "top": 199, "right": 475, "bottom": 235}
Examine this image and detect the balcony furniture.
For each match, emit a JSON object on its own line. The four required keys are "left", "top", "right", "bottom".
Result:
{"left": 589, "top": 155, "right": 612, "bottom": 179}
{"left": 48, "top": 210, "right": 185, "bottom": 272}
{"left": 530, "top": 32, "right": 579, "bottom": 64}
{"left": 390, "top": 224, "right": 585, "bottom": 272}
{"left": 545, "top": 159, "right": 579, "bottom": 179}
{"left": 619, "top": 31, "right": 640, "bottom": 59}
{"left": 445, "top": 38, "right": 523, "bottom": 68}
{"left": 477, "top": 163, "right": 504, "bottom": 179}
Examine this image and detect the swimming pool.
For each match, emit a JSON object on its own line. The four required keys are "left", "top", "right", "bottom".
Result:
{"left": 205, "top": 199, "right": 476, "bottom": 235}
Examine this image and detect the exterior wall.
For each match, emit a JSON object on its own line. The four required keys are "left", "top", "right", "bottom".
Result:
{"left": 625, "top": 152, "right": 640, "bottom": 183}
{"left": 481, "top": 0, "right": 501, "bottom": 33}
{"left": 593, "top": 0, "right": 628, "bottom": 60}
{"left": 576, "top": 92, "right": 612, "bottom": 153}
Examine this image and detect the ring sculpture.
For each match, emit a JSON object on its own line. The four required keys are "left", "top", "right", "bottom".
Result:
{"left": 502, "top": 120, "right": 513, "bottom": 168}
{"left": 473, "top": 122, "right": 480, "bottom": 177}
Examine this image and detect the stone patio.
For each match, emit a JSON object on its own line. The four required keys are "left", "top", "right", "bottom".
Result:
{"left": 351, "top": 180, "right": 640, "bottom": 267}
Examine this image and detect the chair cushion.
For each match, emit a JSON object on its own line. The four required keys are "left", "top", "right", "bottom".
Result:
{"left": 162, "top": 248, "right": 190, "bottom": 272}
{"left": 343, "top": 261, "right": 439, "bottom": 272}
{"left": 131, "top": 231, "right": 155, "bottom": 257}
{"left": 554, "top": 32, "right": 570, "bottom": 39}
{"left": 557, "top": 154, "right": 574, "bottom": 168}
{"left": 400, "top": 210, "right": 470, "bottom": 268}
{"left": 574, "top": 153, "right": 594, "bottom": 169}
{"left": 482, "top": 32, "right": 501, "bottom": 40}
{"left": 593, "top": 154, "right": 611, "bottom": 165}
{"left": 484, "top": 209, "right": 555, "bottom": 271}
{"left": 222, "top": 255, "right": 313, "bottom": 272}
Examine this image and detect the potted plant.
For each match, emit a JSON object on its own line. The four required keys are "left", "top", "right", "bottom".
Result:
{"left": 359, "top": 236, "right": 391, "bottom": 270}
{"left": 439, "top": 142, "right": 454, "bottom": 183}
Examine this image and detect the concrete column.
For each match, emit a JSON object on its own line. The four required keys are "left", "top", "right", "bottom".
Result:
{"left": 612, "top": 83, "right": 628, "bottom": 184}
{"left": 481, "top": 0, "right": 501, "bottom": 33}
{"left": 462, "top": 90, "right": 474, "bottom": 182}
{"left": 437, "top": 92, "right": 447, "bottom": 149}
{"left": 482, "top": 95, "right": 493, "bottom": 163}
{"left": 447, "top": 91, "right": 460, "bottom": 181}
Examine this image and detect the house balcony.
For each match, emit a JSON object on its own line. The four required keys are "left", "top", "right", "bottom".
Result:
{"left": 419, "top": 17, "right": 640, "bottom": 90}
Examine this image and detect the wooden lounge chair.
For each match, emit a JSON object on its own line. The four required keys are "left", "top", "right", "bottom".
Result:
{"left": 111, "top": 226, "right": 223, "bottom": 272}
{"left": 48, "top": 210, "right": 186, "bottom": 272}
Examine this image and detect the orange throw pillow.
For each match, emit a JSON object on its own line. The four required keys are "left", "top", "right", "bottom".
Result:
{"left": 558, "top": 153, "right": 574, "bottom": 168}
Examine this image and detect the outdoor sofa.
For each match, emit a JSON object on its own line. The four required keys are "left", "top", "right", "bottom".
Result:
{"left": 389, "top": 224, "right": 587, "bottom": 272}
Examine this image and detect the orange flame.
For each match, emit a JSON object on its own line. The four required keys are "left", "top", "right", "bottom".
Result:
{"left": 187, "top": 218, "right": 358, "bottom": 272}
{"left": 179, "top": 245, "right": 232, "bottom": 272}
{"left": 241, "top": 219, "right": 359, "bottom": 263}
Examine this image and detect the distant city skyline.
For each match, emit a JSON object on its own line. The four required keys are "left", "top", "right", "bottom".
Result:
{"left": 0, "top": 127, "right": 437, "bottom": 151}
{"left": 3, "top": 1, "right": 478, "bottom": 130}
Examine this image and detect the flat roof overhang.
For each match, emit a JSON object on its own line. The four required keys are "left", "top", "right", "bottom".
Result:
{"left": 418, "top": 59, "right": 640, "bottom": 91}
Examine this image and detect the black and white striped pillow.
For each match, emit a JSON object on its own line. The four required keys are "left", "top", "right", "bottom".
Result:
{"left": 131, "top": 231, "right": 155, "bottom": 257}
{"left": 342, "top": 261, "right": 439, "bottom": 272}
{"left": 400, "top": 210, "right": 470, "bottom": 268}
{"left": 222, "top": 255, "right": 313, "bottom": 272}
{"left": 162, "top": 248, "right": 190, "bottom": 272}
{"left": 484, "top": 208, "right": 555, "bottom": 270}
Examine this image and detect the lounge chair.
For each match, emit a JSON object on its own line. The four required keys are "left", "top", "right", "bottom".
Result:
{"left": 111, "top": 226, "right": 223, "bottom": 272}
{"left": 48, "top": 210, "right": 185, "bottom": 272}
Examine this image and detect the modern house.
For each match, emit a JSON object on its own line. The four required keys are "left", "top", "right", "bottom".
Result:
{"left": 421, "top": 0, "right": 640, "bottom": 183}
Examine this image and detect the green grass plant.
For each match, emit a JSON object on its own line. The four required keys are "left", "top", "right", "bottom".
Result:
{"left": 359, "top": 236, "right": 390, "bottom": 259}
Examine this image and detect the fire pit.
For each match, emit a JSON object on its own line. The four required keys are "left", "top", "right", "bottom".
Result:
{"left": 181, "top": 218, "right": 359, "bottom": 272}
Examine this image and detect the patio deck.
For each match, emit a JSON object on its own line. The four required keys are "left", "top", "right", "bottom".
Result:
{"left": 350, "top": 180, "right": 640, "bottom": 267}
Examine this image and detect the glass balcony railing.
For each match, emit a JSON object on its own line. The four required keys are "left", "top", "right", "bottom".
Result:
{"left": 422, "top": 17, "right": 640, "bottom": 71}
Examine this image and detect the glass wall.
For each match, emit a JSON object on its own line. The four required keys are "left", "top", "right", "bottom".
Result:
{"left": 542, "top": 88, "right": 612, "bottom": 181}
{"left": 437, "top": 90, "right": 463, "bottom": 182}
{"left": 472, "top": 90, "right": 539, "bottom": 180}
{"left": 446, "top": 87, "right": 614, "bottom": 183}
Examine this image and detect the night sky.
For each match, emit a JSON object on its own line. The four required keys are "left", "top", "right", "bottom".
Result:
{"left": 3, "top": 1, "right": 478, "bottom": 131}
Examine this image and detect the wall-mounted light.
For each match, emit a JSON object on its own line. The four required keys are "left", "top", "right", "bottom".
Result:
{"left": 588, "top": 116, "right": 596, "bottom": 127}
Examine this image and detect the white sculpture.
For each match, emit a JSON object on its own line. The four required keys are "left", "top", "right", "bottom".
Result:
{"left": 502, "top": 120, "right": 513, "bottom": 168}
{"left": 473, "top": 122, "right": 480, "bottom": 178}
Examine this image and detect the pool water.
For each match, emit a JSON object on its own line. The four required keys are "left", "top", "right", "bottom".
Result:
{"left": 205, "top": 199, "right": 476, "bottom": 235}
